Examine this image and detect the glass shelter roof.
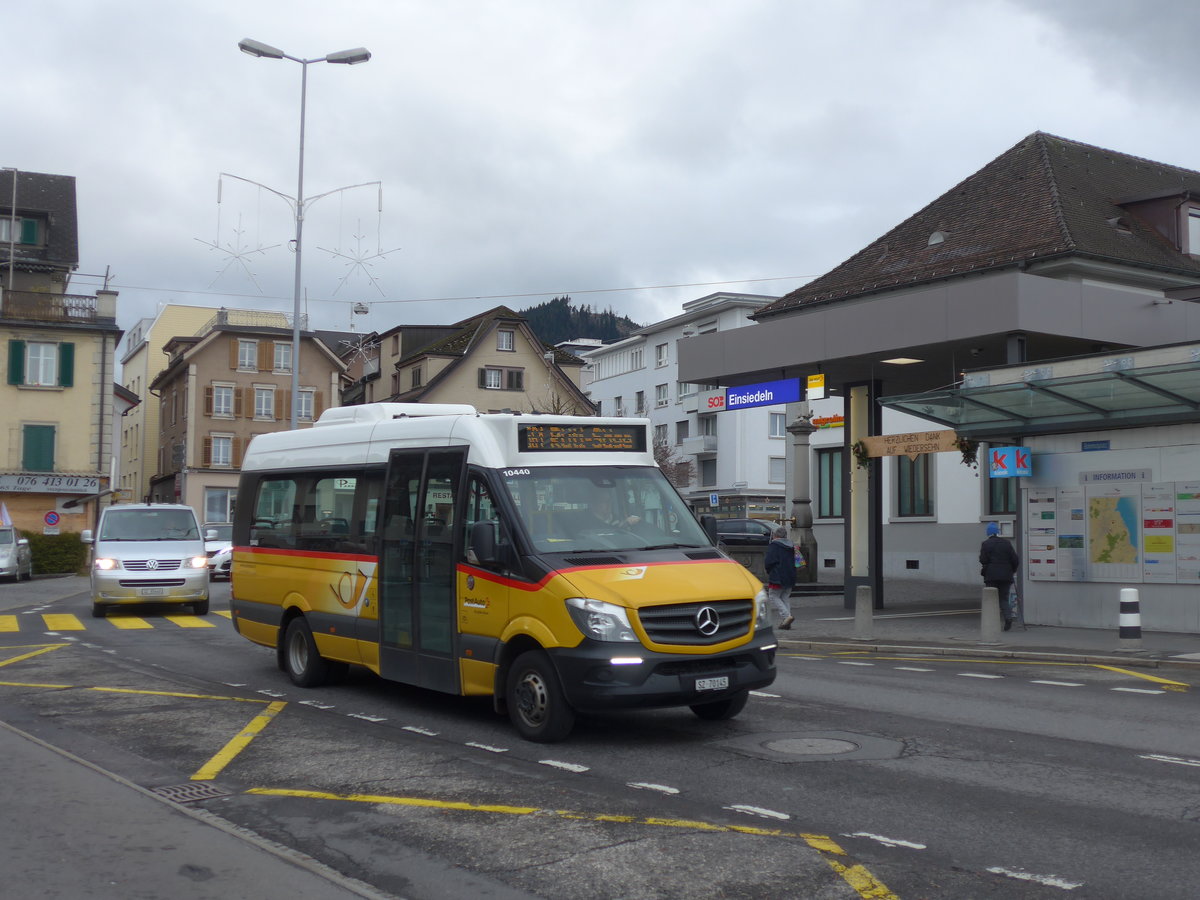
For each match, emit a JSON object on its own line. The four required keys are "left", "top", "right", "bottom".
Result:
{"left": 879, "top": 358, "right": 1200, "bottom": 440}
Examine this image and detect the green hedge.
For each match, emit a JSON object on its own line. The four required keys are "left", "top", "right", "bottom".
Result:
{"left": 21, "top": 530, "right": 90, "bottom": 576}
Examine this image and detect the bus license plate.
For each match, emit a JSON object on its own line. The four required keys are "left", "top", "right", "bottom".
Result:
{"left": 140, "top": 587, "right": 164, "bottom": 596}
{"left": 694, "top": 676, "right": 729, "bottom": 692}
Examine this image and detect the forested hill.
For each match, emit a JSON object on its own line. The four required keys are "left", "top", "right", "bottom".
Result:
{"left": 518, "top": 296, "right": 642, "bottom": 346}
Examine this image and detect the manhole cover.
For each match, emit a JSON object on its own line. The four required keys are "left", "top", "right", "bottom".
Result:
{"left": 765, "top": 737, "right": 859, "bottom": 755}
{"left": 150, "top": 781, "right": 232, "bottom": 804}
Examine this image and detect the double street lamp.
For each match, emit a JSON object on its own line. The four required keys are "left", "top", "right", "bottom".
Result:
{"left": 237, "top": 38, "right": 371, "bottom": 429}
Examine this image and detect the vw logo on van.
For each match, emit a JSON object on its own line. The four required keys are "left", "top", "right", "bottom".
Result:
{"left": 694, "top": 606, "right": 720, "bottom": 636}
{"left": 146, "top": 559, "right": 159, "bottom": 570}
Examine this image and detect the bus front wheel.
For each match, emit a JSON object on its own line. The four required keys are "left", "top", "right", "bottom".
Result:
{"left": 506, "top": 650, "right": 575, "bottom": 743}
{"left": 689, "top": 690, "right": 748, "bottom": 721}
{"left": 283, "top": 617, "right": 330, "bottom": 688}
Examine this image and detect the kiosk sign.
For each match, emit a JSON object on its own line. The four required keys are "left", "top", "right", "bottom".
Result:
{"left": 990, "top": 446, "right": 1031, "bottom": 478}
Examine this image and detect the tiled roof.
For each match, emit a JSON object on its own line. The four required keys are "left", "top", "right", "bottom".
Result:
{"left": 0, "top": 170, "right": 79, "bottom": 271}
{"left": 756, "top": 132, "right": 1200, "bottom": 318}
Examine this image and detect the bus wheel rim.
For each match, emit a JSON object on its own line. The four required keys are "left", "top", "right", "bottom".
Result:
{"left": 517, "top": 671, "right": 548, "bottom": 725}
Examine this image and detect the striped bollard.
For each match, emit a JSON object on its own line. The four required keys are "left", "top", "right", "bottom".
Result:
{"left": 1119, "top": 588, "right": 1142, "bottom": 649}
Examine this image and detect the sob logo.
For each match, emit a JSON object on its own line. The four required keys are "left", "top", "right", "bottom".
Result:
{"left": 706, "top": 395, "right": 726, "bottom": 410}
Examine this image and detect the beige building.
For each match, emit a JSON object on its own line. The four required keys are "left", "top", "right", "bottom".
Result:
{"left": 147, "top": 312, "right": 346, "bottom": 522}
{"left": 347, "top": 306, "right": 593, "bottom": 414}
{"left": 118, "top": 304, "right": 224, "bottom": 504}
{"left": 1, "top": 169, "right": 122, "bottom": 535}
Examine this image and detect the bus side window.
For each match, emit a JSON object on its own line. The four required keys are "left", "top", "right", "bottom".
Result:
{"left": 464, "top": 475, "right": 509, "bottom": 568}
{"left": 253, "top": 478, "right": 297, "bottom": 549}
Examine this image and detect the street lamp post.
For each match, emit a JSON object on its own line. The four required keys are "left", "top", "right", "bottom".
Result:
{"left": 237, "top": 38, "right": 371, "bottom": 429}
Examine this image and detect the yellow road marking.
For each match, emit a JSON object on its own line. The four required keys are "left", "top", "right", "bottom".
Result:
{"left": 0, "top": 644, "right": 71, "bottom": 668}
{"left": 164, "top": 615, "right": 216, "bottom": 628}
{"left": 106, "top": 616, "right": 154, "bottom": 630}
{"left": 786, "top": 652, "right": 1191, "bottom": 691}
{"left": 42, "top": 614, "right": 84, "bottom": 631}
{"left": 0, "top": 615, "right": 17, "bottom": 632}
{"left": 215, "top": 610, "right": 232, "bottom": 620}
{"left": 88, "top": 686, "right": 273, "bottom": 703}
{"left": 192, "top": 700, "right": 288, "bottom": 781}
{"left": 247, "top": 788, "right": 898, "bottom": 899}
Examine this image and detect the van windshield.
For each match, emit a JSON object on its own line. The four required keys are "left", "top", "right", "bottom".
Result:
{"left": 99, "top": 509, "right": 201, "bottom": 541}
{"left": 500, "top": 466, "right": 712, "bottom": 553}
{"left": 0, "top": 528, "right": 13, "bottom": 545}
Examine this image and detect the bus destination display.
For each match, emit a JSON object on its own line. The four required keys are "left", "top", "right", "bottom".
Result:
{"left": 518, "top": 423, "right": 647, "bottom": 453}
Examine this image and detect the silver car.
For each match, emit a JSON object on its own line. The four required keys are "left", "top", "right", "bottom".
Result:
{"left": 83, "top": 504, "right": 210, "bottom": 617}
{"left": 0, "top": 526, "right": 33, "bottom": 582}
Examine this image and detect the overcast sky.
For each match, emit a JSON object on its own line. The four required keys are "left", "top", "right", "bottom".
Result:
{"left": 9, "top": 0, "right": 1199, "bottom": 344}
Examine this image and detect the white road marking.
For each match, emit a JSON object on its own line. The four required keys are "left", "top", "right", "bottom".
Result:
{"left": 1031, "top": 680, "right": 1084, "bottom": 687}
{"left": 725, "top": 805, "right": 790, "bottom": 820}
{"left": 1111, "top": 687, "right": 1166, "bottom": 695}
{"left": 402, "top": 725, "right": 439, "bottom": 736}
{"left": 466, "top": 741, "right": 509, "bottom": 753}
{"left": 1139, "top": 754, "right": 1200, "bottom": 768}
{"left": 299, "top": 700, "right": 335, "bottom": 709}
{"left": 843, "top": 832, "right": 926, "bottom": 850}
{"left": 223, "top": 682, "right": 248, "bottom": 687}
{"left": 958, "top": 673, "right": 1003, "bottom": 679}
{"left": 986, "top": 866, "right": 1083, "bottom": 890}
{"left": 539, "top": 760, "right": 589, "bottom": 773}
{"left": 628, "top": 783, "right": 680, "bottom": 795}
{"left": 894, "top": 666, "right": 934, "bottom": 672}
{"left": 749, "top": 690, "right": 781, "bottom": 698}
{"left": 257, "top": 689, "right": 286, "bottom": 698}
{"left": 837, "top": 661, "right": 875, "bottom": 667}
{"left": 347, "top": 713, "right": 387, "bottom": 722}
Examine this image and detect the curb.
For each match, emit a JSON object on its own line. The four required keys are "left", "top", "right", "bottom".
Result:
{"left": 779, "top": 639, "right": 1200, "bottom": 674}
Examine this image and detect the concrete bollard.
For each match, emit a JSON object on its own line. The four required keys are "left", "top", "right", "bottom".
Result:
{"left": 980, "top": 586, "right": 1003, "bottom": 644}
{"left": 853, "top": 585, "right": 874, "bottom": 641}
{"left": 1119, "top": 588, "right": 1143, "bottom": 649}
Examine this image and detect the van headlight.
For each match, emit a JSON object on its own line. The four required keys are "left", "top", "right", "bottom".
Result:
{"left": 754, "top": 587, "right": 769, "bottom": 630}
{"left": 94, "top": 558, "right": 121, "bottom": 571}
{"left": 187, "top": 556, "right": 209, "bottom": 569}
{"left": 566, "top": 597, "right": 638, "bottom": 642}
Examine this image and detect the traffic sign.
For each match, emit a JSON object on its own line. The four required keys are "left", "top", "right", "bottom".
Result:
{"left": 44, "top": 510, "right": 60, "bottom": 527}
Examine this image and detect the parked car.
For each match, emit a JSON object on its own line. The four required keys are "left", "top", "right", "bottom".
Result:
{"left": 0, "top": 526, "right": 33, "bottom": 582}
{"left": 715, "top": 517, "right": 776, "bottom": 546}
{"left": 83, "top": 504, "right": 210, "bottom": 617}
{"left": 209, "top": 544, "right": 233, "bottom": 580}
{"left": 204, "top": 523, "right": 233, "bottom": 579}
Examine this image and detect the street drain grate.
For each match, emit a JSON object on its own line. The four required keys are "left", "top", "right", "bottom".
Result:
{"left": 151, "top": 781, "right": 233, "bottom": 804}
{"left": 719, "top": 731, "right": 904, "bottom": 763}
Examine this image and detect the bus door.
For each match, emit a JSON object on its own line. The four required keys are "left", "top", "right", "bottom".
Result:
{"left": 378, "top": 447, "right": 466, "bottom": 693}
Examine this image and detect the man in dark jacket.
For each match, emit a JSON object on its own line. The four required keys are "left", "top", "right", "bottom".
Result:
{"left": 980, "top": 522, "right": 1019, "bottom": 631}
{"left": 764, "top": 526, "right": 796, "bottom": 630}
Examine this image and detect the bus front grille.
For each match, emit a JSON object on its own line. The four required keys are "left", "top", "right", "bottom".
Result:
{"left": 637, "top": 599, "right": 753, "bottom": 645}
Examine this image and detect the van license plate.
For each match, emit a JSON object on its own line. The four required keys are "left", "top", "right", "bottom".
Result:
{"left": 140, "top": 587, "right": 164, "bottom": 596}
{"left": 694, "top": 676, "right": 729, "bottom": 692}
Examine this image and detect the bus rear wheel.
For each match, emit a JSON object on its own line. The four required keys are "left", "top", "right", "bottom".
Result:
{"left": 283, "top": 617, "right": 330, "bottom": 688}
{"left": 689, "top": 690, "right": 748, "bottom": 721}
{"left": 506, "top": 650, "right": 574, "bottom": 743}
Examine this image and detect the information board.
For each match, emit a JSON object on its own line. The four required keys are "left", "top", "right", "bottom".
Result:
{"left": 517, "top": 423, "right": 647, "bottom": 453}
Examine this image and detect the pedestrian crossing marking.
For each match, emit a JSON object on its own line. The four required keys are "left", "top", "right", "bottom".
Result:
{"left": 42, "top": 614, "right": 85, "bottom": 631}
{"left": 163, "top": 615, "right": 216, "bottom": 629}
{"left": 107, "top": 616, "right": 154, "bottom": 630}
{"left": 0, "top": 613, "right": 227, "bottom": 633}
{"left": 0, "top": 616, "right": 17, "bottom": 633}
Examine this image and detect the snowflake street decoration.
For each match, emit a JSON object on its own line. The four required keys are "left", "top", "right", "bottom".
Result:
{"left": 194, "top": 213, "right": 281, "bottom": 293}
{"left": 319, "top": 221, "right": 401, "bottom": 297}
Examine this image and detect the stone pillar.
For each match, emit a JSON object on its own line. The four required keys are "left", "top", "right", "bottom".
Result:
{"left": 785, "top": 405, "right": 818, "bottom": 584}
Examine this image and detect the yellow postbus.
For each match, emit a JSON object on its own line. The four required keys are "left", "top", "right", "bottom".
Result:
{"left": 230, "top": 403, "right": 776, "bottom": 741}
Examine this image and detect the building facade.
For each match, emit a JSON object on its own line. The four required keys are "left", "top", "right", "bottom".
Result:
{"left": 0, "top": 169, "right": 122, "bottom": 535}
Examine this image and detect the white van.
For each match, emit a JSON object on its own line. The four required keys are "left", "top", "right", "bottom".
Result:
{"left": 0, "top": 526, "right": 33, "bottom": 582}
{"left": 82, "top": 504, "right": 210, "bottom": 618}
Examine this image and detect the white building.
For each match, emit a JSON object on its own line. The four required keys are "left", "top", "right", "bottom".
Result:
{"left": 582, "top": 293, "right": 791, "bottom": 520}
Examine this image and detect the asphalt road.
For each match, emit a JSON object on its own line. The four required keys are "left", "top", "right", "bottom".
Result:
{"left": 2, "top": 576, "right": 1198, "bottom": 899}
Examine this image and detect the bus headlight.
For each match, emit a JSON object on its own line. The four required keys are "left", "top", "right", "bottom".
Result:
{"left": 566, "top": 597, "right": 638, "bottom": 643}
{"left": 754, "top": 588, "right": 769, "bottom": 630}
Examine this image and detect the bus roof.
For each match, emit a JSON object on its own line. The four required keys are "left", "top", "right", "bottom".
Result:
{"left": 240, "top": 403, "right": 658, "bottom": 472}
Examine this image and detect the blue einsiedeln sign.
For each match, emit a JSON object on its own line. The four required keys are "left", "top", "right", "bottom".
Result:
{"left": 724, "top": 378, "right": 803, "bottom": 411}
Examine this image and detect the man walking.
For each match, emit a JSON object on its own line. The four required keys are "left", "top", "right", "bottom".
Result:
{"left": 764, "top": 525, "right": 796, "bottom": 630}
{"left": 980, "top": 522, "right": 1019, "bottom": 631}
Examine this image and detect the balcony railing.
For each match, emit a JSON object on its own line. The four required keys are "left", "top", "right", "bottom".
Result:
{"left": 681, "top": 434, "right": 719, "bottom": 455}
{"left": 196, "top": 307, "right": 303, "bottom": 338}
{"left": 0, "top": 290, "right": 114, "bottom": 324}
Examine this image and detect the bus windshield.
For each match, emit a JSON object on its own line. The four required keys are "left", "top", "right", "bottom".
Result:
{"left": 500, "top": 465, "right": 712, "bottom": 553}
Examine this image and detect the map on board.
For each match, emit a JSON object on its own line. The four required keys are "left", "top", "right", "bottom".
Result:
{"left": 1088, "top": 496, "right": 1139, "bottom": 565}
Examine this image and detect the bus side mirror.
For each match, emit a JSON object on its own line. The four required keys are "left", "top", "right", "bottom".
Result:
{"left": 699, "top": 514, "right": 718, "bottom": 545}
{"left": 81, "top": 530, "right": 94, "bottom": 544}
{"left": 470, "top": 520, "right": 498, "bottom": 566}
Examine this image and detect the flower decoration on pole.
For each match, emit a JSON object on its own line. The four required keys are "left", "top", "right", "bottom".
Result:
{"left": 954, "top": 436, "right": 979, "bottom": 469}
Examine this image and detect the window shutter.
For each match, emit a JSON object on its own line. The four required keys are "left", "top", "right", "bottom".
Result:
{"left": 58, "top": 342, "right": 74, "bottom": 387}
{"left": 508, "top": 369, "right": 524, "bottom": 390}
{"left": 278, "top": 389, "right": 288, "bottom": 421}
{"left": 202, "top": 437, "right": 212, "bottom": 467}
{"left": 229, "top": 339, "right": 239, "bottom": 369}
{"left": 22, "top": 424, "right": 55, "bottom": 471}
{"left": 314, "top": 392, "right": 325, "bottom": 418}
{"left": 20, "top": 219, "right": 37, "bottom": 244}
{"left": 204, "top": 386, "right": 214, "bottom": 415}
{"left": 478, "top": 368, "right": 487, "bottom": 388}
{"left": 258, "top": 341, "right": 272, "bottom": 372}
{"left": 7, "top": 340, "right": 25, "bottom": 385}
{"left": 232, "top": 438, "right": 244, "bottom": 468}
{"left": 234, "top": 387, "right": 245, "bottom": 418}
